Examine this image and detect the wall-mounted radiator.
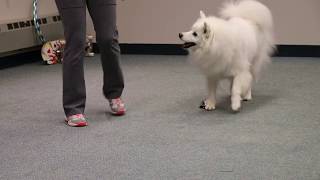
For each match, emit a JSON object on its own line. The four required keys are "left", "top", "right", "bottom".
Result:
{"left": 0, "top": 15, "right": 64, "bottom": 57}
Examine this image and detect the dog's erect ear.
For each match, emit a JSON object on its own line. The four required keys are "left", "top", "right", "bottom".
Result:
{"left": 200, "top": 10, "right": 206, "bottom": 18}
{"left": 203, "top": 22, "right": 210, "bottom": 39}
{"left": 203, "top": 22, "right": 209, "bottom": 34}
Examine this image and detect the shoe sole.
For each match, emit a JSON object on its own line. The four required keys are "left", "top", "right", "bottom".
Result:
{"left": 65, "top": 119, "right": 88, "bottom": 127}
{"left": 111, "top": 110, "right": 126, "bottom": 116}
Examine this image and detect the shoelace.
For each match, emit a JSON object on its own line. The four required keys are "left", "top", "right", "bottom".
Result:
{"left": 112, "top": 98, "right": 121, "bottom": 104}
{"left": 69, "top": 114, "right": 84, "bottom": 120}
{"left": 111, "top": 98, "right": 124, "bottom": 108}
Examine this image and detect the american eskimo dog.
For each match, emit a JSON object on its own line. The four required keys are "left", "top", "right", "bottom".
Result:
{"left": 179, "top": 0, "right": 275, "bottom": 111}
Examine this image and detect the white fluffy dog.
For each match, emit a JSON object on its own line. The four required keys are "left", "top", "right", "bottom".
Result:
{"left": 179, "top": 0, "right": 275, "bottom": 112}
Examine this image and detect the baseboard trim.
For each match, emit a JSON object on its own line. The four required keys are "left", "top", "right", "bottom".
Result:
{"left": 1, "top": 44, "right": 319, "bottom": 69}
{"left": 93, "top": 43, "right": 188, "bottom": 55}
{"left": 275, "top": 45, "right": 320, "bottom": 57}
{"left": 0, "top": 46, "right": 42, "bottom": 69}
{"left": 94, "top": 43, "right": 320, "bottom": 57}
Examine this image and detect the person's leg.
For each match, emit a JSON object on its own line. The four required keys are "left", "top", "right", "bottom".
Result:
{"left": 87, "top": 0, "right": 124, "bottom": 100}
{"left": 55, "top": 0, "right": 87, "bottom": 118}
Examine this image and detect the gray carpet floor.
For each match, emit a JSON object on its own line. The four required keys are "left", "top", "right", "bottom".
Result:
{"left": 0, "top": 55, "right": 320, "bottom": 180}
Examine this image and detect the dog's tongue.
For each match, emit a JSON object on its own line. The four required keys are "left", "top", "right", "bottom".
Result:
{"left": 182, "top": 42, "right": 196, "bottom": 49}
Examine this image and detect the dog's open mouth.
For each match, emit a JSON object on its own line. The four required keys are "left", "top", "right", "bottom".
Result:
{"left": 182, "top": 42, "right": 197, "bottom": 49}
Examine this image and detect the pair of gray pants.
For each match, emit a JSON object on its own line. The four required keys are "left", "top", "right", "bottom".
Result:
{"left": 55, "top": 0, "right": 124, "bottom": 116}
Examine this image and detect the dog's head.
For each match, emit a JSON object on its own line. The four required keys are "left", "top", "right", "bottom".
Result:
{"left": 179, "top": 11, "right": 212, "bottom": 50}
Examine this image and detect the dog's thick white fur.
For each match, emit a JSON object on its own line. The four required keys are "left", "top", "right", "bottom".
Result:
{"left": 179, "top": 0, "right": 275, "bottom": 111}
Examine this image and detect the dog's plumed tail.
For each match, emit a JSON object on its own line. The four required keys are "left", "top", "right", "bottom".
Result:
{"left": 220, "top": 0, "right": 275, "bottom": 80}
{"left": 220, "top": 0, "right": 273, "bottom": 31}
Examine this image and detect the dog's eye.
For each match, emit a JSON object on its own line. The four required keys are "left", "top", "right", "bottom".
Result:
{"left": 193, "top": 32, "right": 198, "bottom": 37}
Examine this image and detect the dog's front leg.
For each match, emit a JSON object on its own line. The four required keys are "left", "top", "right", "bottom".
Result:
{"left": 200, "top": 78, "right": 217, "bottom": 111}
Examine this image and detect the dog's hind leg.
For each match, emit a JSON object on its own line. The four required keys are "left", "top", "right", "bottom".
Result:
{"left": 231, "top": 71, "right": 252, "bottom": 111}
{"left": 243, "top": 83, "right": 252, "bottom": 101}
{"left": 243, "top": 88, "right": 252, "bottom": 101}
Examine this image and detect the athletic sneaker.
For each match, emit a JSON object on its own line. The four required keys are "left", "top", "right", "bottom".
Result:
{"left": 109, "top": 98, "right": 126, "bottom": 115}
{"left": 65, "top": 114, "right": 88, "bottom": 127}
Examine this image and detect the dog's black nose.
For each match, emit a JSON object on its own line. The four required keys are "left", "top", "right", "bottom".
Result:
{"left": 179, "top": 33, "right": 183, "bottom": 39}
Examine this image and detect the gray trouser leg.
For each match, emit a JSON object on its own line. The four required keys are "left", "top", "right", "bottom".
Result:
{"left": 87, "top": 0, "right": 124, "bottom": 99}
{"left": 55, "top": 0, "right": 124, "bottom": 117}
{"left": 55, "top": 0, "right": 87, "bottom": 117}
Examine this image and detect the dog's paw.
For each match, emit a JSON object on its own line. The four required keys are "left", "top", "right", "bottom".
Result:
{"left": 231, "top": 101, "right": 241, "bottom": 112}
{"left": 199, "top": 99, "right": 216, "bottom": 111}
{"left": 243, "top": 95, "right": 252, "bottom": 101}
{"left": 243, "top": 91, "right": 252, "bottom": 101}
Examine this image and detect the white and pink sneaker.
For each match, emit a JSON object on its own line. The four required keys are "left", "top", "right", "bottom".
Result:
{"left": 65, "top": 114, "right": 88, "bottom": 127}
{"left": 109, "top": 98, "right": 126, "bottom": 116}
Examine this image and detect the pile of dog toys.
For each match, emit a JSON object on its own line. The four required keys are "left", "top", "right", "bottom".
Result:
{"left": 41, "top": 35, "right": 95, "bottom": 65}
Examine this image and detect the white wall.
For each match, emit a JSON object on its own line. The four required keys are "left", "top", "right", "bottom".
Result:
{"left": 1, "top": 0, "right": 320, "bottom": 45}
{"left": 263, "top": 0, "right": 320, "bottom": 45}
{"left": 113, "top": 0, "right": 320, "bottom": 45}
{"left": 0, "top": 0, "right": 58, "bottom": 23}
